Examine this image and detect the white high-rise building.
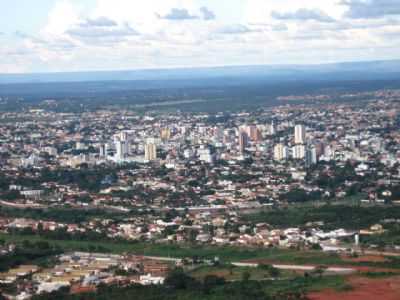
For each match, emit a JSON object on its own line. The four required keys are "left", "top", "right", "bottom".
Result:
{"left": 198, "top": 145, "right": 214, "bottom": 164}
{"left": 119, "top": 131, "right": 129, "bottom": 142}
{"left": 270, "top": 121, "right": 276, "bottom": 135}
{"left": 115, "top": 140, "right": 127, "bottom": 161}
{"left": 294, "top": 124, "right": 306, "bottom": 145}
{"left": 321, "top": 145, "right": 333, "bottom": 161}
{"left": 293, "top": 144, "right": 306, "bottom": 159}
{"left": 145, "top": 142, "right": 157, "bottom": 161}
{"left": 274, "top": 143, "right": 288, "bottom": 161}
{"left": 113, "top": 131, "right": 130, "bottom": 161}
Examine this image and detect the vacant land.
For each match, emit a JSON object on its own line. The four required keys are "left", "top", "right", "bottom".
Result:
{"left": 308, "top": 276, "right": 400, "bottom": 300}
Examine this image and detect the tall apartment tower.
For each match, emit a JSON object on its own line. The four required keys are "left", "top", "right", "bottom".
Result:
{"left": 238, "top": 131, "right": 248, "bottom": 153}
{"left": 270, "top": 121, "right": 276, "bottom": 135}
{"left": 274, "top": 143, "right": 288, "bottom": 161}
{"left": 99, "top": 144, "right": 107, "bottom": 157}
{"left": 119, "top": 131, "right": 129, "bottom": 142}
{"left": 248, "top": 125, "right": 261, "bottom": 142}
{"left": 160, "top": 128, "right": 171, "bottom": 141}
{"left": 294, "top": 124, "right": 306, "bottom": 145}
{"left": 293, "top": 144, "right": 306, "bottom": 159}
{"left": 115, "top": 140, "right": 127, "bottom": 161}
{"left": 305, "top": 146, "right": 318, "bottom": 167}
{"left": 145, "top": 142, "right": 157, "bottom": 161}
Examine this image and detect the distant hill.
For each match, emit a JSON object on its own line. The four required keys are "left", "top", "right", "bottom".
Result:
{"left": 1, "top": 60, "right": 400, "bottom": 84}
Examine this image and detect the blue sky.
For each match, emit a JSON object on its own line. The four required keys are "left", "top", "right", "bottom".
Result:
{"left": 1, "top": 0, "right": 400, "bottom": 73}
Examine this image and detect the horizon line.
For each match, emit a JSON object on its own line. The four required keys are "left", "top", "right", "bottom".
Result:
{"left": 1, "top": 58, "right": 400, "bottom": 77}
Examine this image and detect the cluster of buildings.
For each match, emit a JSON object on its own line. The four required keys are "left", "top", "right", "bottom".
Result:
{"left": 0, "top": 89, "right": 399, "bottom": 215}
{"left": 0, "top": 207, "right": 388, "bottom": 256}
{"left": 0, "top": 92, "right": 399, "bottom": 212}
{"left": 0, "top": 252, "right": 172, "bottom": 299}
{"left": 0, "top": 94, "right": 398, "bottom": 209}
{"left": 273, "top": 124, "right": 317, "bottom": 167}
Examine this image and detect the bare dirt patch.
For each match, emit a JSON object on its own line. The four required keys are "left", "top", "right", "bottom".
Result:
{"left": 341, "top": 254, "right": 388, "bottom": 263}
{"left": 308, "top": 276, "right": 400, "bottom": 300}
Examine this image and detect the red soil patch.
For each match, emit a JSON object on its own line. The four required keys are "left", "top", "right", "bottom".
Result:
{"left": 70, "top": 285, "right": 96, "bottom": 294}
{"left": 341, "top": 255, "right": 388, "bottom": 263}
{"left": 350, "top": 265, "right": 400, "bottom": 273}
{"left": 308, "top": 276, "right": 400, "bottom": 300}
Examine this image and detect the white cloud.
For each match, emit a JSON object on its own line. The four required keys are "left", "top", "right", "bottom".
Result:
{"left": 42, "top": 0, "right": 82, "bottom": 36}
{"left": 2, "top": 0, "right": 400, "bottom": 73}
{"left": 271, "top": 9, "right": 335, "bottom": 23}
{"left": 158, "top": 8, "right": 199, "bottom": 20}
{"left": 81, "top": 16, "right": 118, "bottom": 27}
{"left": 342, "top": 0, "right": 400, "bottom": 19}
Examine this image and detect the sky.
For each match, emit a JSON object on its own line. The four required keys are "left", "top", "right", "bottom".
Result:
{"left": 1, "top": 0, "right": 400, "bottom": 73}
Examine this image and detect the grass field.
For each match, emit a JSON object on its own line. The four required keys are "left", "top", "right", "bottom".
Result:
{"left": 0, "top": 233, "right": 345, "bottom": 264}
{"left": 3, "top": 232, "right": 400, "bottom": 272}
{"left": 189, "top": 265, "right": 294, "bottom": 281}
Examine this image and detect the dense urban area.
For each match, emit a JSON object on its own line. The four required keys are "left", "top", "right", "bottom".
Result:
{"left": 1, "top": 87, "right": 400, "bottom": 299}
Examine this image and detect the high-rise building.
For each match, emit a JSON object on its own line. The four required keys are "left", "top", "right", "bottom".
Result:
{"left": 114, "top": 131, "right": 130, "bottom": 161}
{"left": 293, "top": 144, "right": 306, "bottom": 159}
{"left": 214, "top": 127, "right": 224, "bottom": 142}
{"left": 99, "top": 144, "right": 107, "bottom": 157}
{"left": 270, "top": 121, "right": 276, "bottom": 135}
{"left": 223, "top": 129, "right": 233, "bottom": 144}
{"left": 323, "top": 145, "right": 333, "bottom": 160}
{"left": 274, "top": 143, "right": 288, "bottom": 161}
{"left": 238, "top": 131, "right": 248, "bottom": 153}
{"left": 314, "top": 142, "right": 324, "bottom": 157}
{"left": 198, "top": 145, "right": 214, "bottom": 164}
{"left": 160, "top": 128, "right": 171, "bottom": 140}
{"left": 119, "top": 131, "right": 129, "bottom": 142}
{"left": 115, "top": 140, "right": 127, "bottom": 161}
{"left": 305, "top": 146, "right": 318, "bottom": 167}
{"left": 145, "top": 142, "right": 157, "bottom": 161}
{"left": 294, "top": 124, "right": 306, "bottom": 145}
{"left": 248, "top": 125, "right": 261, "bottom": 142}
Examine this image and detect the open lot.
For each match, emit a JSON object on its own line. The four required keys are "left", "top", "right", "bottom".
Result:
{"left": 309, "top": 276, "right": 400, "bottom": 300}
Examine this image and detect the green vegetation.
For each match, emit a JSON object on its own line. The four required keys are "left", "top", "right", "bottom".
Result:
{"left": 190, "top": 264, "right": 284, "bottom": 281}
{"left": 280, "top": 189, "right": 322, "bottom": 203}
{"left": 361, "top": 223, "right": 400, "bottom": 248}
{"left": 0, "top": 207, "right": 129, "bottom": 223}
{"left": 0, "top": 241, "right": 60, "bottom": 271}
{"left": 0, "top": 233, "right": 344, "bottom": 265}
{"left": 244, "top": 205, "right": 400, "bottom": 230}
{"left": 6, "top": 231, "right": 400, "bottom": 270}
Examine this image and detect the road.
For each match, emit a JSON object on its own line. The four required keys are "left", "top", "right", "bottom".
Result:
{"left": 139, "top": 255, "right": 356, "bottom": 275}
{"left": 232, "top": 262, "right": 356, "bottom": 275}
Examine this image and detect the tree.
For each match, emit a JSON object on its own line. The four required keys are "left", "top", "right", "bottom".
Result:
{"left": 313, "top": 265, "right": 328, "bottom": 278}
{"left": 241, "top": 271, "right": 251, "bottom": 282}
{"left": 164, "top": 268, "right": 197, "bottom": 290}
{"left": 203, "top": 275, "right": 225, "bottom": 292}
{"left": 258, "top": 263, "right": 280, "bottom": 278}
